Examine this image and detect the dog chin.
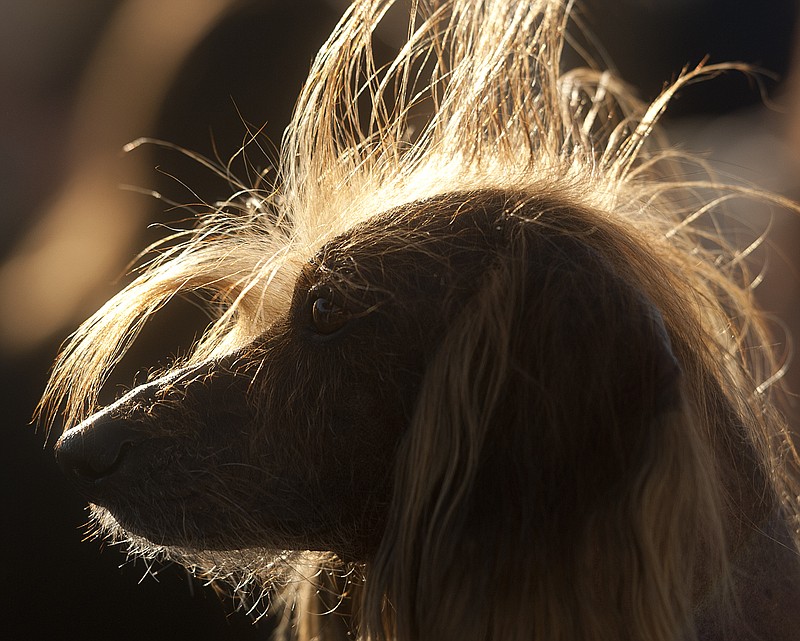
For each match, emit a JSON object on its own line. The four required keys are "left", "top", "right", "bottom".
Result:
{"left": 86, "top": 504, "right": 197, "bottom": 555}
{"left": 88, "top": 504, "right": 158, "bottom": 549}
{"left": 87, "top": 503, "right": 336, "bottom": 601}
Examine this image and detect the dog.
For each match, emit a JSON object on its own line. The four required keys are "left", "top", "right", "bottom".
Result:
{"left": 43, "top": 0, "right": 800, "bottom": 639}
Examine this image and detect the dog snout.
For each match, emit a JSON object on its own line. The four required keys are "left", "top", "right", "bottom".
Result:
{"left": 55, "top": 414, "right": 147, "bottom": 489}
{"left": 53, "top": 374, "right": 168, "bottom": 491}
{"left": 53, "top": 357, "right": 250, "bottom": 499}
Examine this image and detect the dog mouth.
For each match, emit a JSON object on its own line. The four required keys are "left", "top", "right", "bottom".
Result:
{"left": 57, "top": 423, "right": 366, "bottom": 553}
{"left": 53, "top": 411, "right": 247, "bottom": 550}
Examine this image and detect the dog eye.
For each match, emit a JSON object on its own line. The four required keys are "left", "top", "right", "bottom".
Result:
{"left": 311, "top": 295, "right": 349, "bottom": 335}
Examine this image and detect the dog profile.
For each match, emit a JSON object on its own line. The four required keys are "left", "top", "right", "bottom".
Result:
{"left": 43, "top": 0, "right": 800, "bottom": 639}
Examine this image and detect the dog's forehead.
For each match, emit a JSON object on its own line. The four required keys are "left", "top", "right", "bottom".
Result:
{"left": 314, "top": 191, "right": 516, "bottom": 269}
{"left": 300, "top": 197, "right": 509, "bottom": 304}
{"left": 310, "top": 189, "right": 615, "bottom": 286}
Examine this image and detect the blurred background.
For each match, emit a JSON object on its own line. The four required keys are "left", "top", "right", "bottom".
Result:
{"left": 2, "top": 0, "right": 799, "bottom": 639}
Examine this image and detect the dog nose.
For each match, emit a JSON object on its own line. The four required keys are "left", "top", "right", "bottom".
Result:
{"left": 55, "top": 414, "right": 144, "bottom": 486}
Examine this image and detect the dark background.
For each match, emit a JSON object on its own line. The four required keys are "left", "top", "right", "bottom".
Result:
{"left": 2, "top": 1, "right": 799, "bottom": 639}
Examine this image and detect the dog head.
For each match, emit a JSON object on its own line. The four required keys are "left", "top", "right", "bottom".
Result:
{"left": 53, "top": 188, "right": 688, "bottom": 550}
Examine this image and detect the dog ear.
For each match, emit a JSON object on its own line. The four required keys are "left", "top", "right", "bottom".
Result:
{"left": 364, "top": 225, "right": 726, "bottom": 641}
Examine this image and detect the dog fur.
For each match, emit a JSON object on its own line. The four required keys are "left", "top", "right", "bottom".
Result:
{"left": 43, "top": 1, "right": 800, "bottom": 639}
